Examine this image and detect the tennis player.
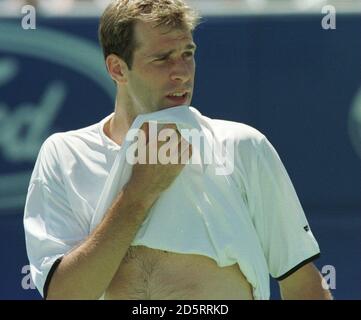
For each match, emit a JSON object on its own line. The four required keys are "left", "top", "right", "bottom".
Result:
{"left": 24, "top": 0, "right": 332, "bottom": 300}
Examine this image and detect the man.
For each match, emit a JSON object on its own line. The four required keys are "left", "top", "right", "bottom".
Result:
{"left": 24, "top": 0, "right": 332, "bottom": 300}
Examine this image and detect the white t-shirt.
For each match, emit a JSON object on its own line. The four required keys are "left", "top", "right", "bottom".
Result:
{"left": 23, "top": 106, "right": 320, "bottom": 299}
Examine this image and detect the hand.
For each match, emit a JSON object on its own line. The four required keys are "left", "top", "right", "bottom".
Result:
{"left": 126, "top": 122, "right": 192, "bottom": 203}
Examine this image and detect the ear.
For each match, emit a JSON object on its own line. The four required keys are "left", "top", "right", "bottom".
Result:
{"left": 105, "top": 54, "right": 129, "bottom": 84}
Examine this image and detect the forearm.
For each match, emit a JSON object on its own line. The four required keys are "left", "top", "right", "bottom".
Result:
{"left": 47, "top": 185, "right": 158, "bottom": 300}
{"left": 279, "top": 263, "right": 333, "bottom": 300}
{"left": 280, "top": 283, "right": 333, "bottom": 300}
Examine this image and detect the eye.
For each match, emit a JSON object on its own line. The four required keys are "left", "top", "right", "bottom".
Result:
{"left": 154, "top": 55, "right": 168, "bottom": 62}
{"left": 183, "top": 51, "right": 194, "bottom": 58}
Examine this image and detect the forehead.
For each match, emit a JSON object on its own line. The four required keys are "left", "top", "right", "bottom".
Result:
{"left": 133, "top": 20, "right": 194, "bottom": 54}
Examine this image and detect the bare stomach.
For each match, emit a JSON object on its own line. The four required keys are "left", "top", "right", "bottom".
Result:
{"left": 104, "top": 245, "right": 254, "bottom": 300}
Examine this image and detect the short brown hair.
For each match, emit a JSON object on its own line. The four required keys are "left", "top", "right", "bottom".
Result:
{"left": 98, "top": 0, "right": 201, "bottom": 70}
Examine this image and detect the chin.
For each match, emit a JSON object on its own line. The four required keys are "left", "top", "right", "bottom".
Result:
{"left": 160, "top": 102, "right": 191, "bottom": 110}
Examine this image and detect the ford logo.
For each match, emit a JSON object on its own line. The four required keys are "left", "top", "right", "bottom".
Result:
{"left": 0, "top": 21, "right": 114, "bottom": 211}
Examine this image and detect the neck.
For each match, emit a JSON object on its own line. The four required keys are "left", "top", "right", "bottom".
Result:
{"left": 104, "top": 89, "right": 142, "bottom": 146}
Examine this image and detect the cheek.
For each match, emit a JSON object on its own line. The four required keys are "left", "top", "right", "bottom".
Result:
{"left": 140, "top": 66, "right": 168, "bottom": 86}
{"left": 146, "top": 69, "right": 170, "bottom": 90}
{"left": 190, "top": 60, "right": 196, "bottom": 74}
{"left": 130, "top": 74, "right": 152, "bottom": 95}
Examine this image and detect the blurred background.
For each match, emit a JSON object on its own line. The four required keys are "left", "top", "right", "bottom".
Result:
{"left": 0, "top": 0, "right": 360, "bottom": 299}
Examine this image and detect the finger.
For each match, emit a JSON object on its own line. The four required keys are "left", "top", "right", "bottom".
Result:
{"left": 179, "top": 137, "right": 192, "bottom": 163}
{"left": 157, "top": 124, "right": 180, "bottom": 148}
{"left": 139, "top": 122, "right": 150, "bottom": 144}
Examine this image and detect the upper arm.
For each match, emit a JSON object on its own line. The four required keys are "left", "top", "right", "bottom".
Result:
{"left": 24, "top": 136, "right": 88, "bottom": 298}
{"left": 246, "top": 136, "right": 321, "bottom": 279}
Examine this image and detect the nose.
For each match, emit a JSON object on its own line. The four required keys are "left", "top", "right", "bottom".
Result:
{"left": 169, "top": 59, "right": 192, "bottom": 83}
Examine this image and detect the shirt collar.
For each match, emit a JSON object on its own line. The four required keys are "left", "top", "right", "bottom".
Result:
{"left": 98, "top": 112, "right": 121, "bottom": 151}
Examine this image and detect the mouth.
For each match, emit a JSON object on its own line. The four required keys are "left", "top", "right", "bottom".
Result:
{"left": 165, "top": 91, "right": 189, "bottom": 106}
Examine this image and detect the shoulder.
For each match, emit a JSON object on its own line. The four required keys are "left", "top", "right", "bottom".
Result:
{"left": 34, "top": 122, "right": 102, "bottom": 179}
{"left": 193, "top": 112, "right": 279, "bottom": 176}
{"left": 39, "top": 121, "right": 102, "bottom": 160}
{"left": 45, "top": 122, "right": 101, "bottom": 149}
{"left": 196, "top": 112, "right": 267, "bottom": 153}
{"left": 212, "top": 118, "right": 265, "bottom": 143}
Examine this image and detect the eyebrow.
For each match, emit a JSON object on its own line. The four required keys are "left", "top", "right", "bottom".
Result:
{"left": 147, "top": 43, "right": 197, "bottom": 58}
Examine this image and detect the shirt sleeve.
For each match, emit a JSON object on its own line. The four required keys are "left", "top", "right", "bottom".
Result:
{"left": 23, "top": 135, "right": 88, "bottom": 298}
{"left": 248, "top": 136, "right": 320, "bottom": 280}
